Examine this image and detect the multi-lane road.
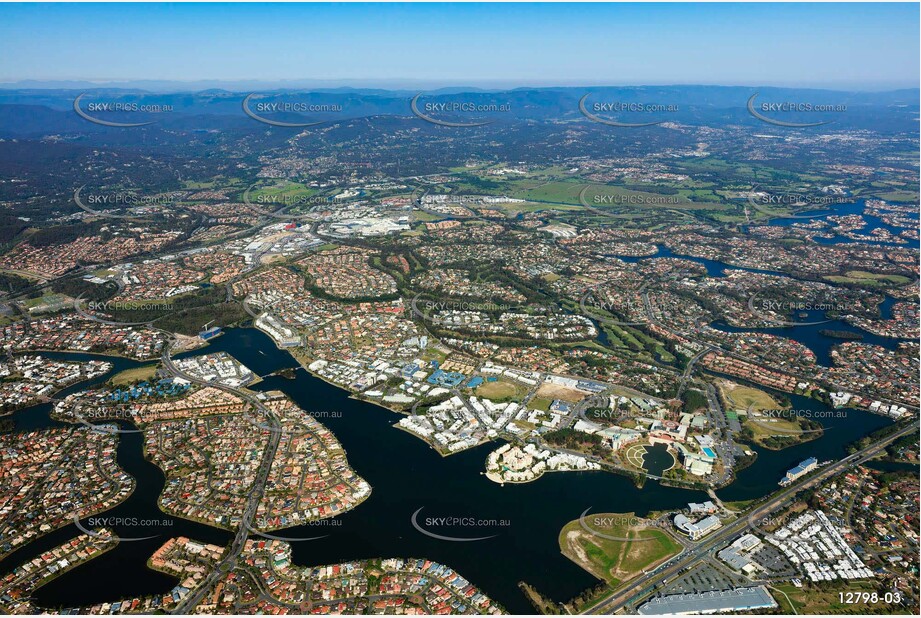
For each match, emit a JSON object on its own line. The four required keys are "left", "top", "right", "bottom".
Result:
{"left": 581, "top": 419, "right": 919, "bottom": 615}
{"left": 160, "top": 340, "right": 283, "bottom": 614}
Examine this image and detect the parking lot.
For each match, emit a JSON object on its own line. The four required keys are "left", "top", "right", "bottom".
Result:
{"left": 664, "top": 563, "right": 749, "bottom": 595}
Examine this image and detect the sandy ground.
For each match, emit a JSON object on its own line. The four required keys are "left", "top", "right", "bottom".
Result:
{"left": 535, "top": 382, "right": 586, "bottom": 403}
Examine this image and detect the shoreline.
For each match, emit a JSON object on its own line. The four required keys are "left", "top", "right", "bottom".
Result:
{"left": 1, "top": 358, "right": 116, "bottom": 418}
{"left": 285, "top": 350, "right": 497, "bottom": 457}
{"left": 282, "top": 343, "right": 707, "bottom": 489}
{"left": 558, "top": 510, "right": 685, "bottom": 606}
{"left": 29, "top": 535, "right": 120, "bottom": 598}
{"left": 9, "top": 346, "right": 158, "bottom": 362}
{"left": 0, "top": 477, "right": 135, "bottom": 567}
{"left": 739, "top": 428, "right": 825, "bottom": 452}
{"left": 485, "top": 465, "right": 602, "bottom": 485}
{"left": 137, "top": 413, "right": 371, "bottom": 535}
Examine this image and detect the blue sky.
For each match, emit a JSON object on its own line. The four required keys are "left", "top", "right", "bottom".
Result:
{"left": 0, "top": 2, "right": 918, "bottom": 89}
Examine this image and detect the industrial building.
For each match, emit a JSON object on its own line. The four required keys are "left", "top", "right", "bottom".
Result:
{"left": 637, "top": 586, "right": 778, "bottom": 614}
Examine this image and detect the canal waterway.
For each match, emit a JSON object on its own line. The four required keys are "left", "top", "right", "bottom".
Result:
{"left": 6, "top": 195, "right": 914, "bottom": 610}
{"left": 616, "top": 241, "right": 911, "bottom": 367}
{"left": 3, "top": 326, "right": 897, "bottom": 613}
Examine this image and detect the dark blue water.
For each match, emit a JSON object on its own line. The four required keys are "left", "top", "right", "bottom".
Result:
{"left": 709, "top": 302, "right": 904, "bottom": 367}
{"left": 615, "top": 245, "right": 787, "bottom": 278}
{"left": 2, "top": 326, "right": 901, "bottom": 612}
{"left": 2, "top": 352, "right": 232, "bottom": 611}
{"left": 614, "top": 245, "right": 911, "bottom": 365}
{"left": 4, "top": 334, "right": 704, "bottom": 613}
{"left": 5, "top": 351, "right": 143, "bottom": 433}
{"left": 864, "top": 460, "right": 920, "bottom": 473}
{"left": 713, "top": 389, "right": 892, "bottom": 503}
{"left": 759, "top": 198, "right": 919, "bottom": 249}
{"left": 642, "top": 443, "right": 675, "bottom": 476}
{"left": 177, "top": 330, "right": 711, "bottom": 612}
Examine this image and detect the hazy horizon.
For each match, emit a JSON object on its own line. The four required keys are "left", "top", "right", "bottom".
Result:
{"left": 1, "top": 3, "right": 918, "bottom": 91}
{"left": 1, "top": 78, "right": 919, "bottom": 94}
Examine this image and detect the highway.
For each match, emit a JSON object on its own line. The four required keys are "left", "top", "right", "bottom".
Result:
{"left": 159, "top": 339, "right": 283, "bottom": 614}
{"left": 675, "top": 345, "right": 714, "bottom": 398}
{"left": 580, "top": 419, "right": 919, "bottom": 615}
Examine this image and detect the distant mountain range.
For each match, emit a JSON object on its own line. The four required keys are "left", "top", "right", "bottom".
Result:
{"left": 1, "top": 78, "right": 918, "bottom": 94}
{"left": 0, "top": 85, "right": 917, "bottom": 137}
